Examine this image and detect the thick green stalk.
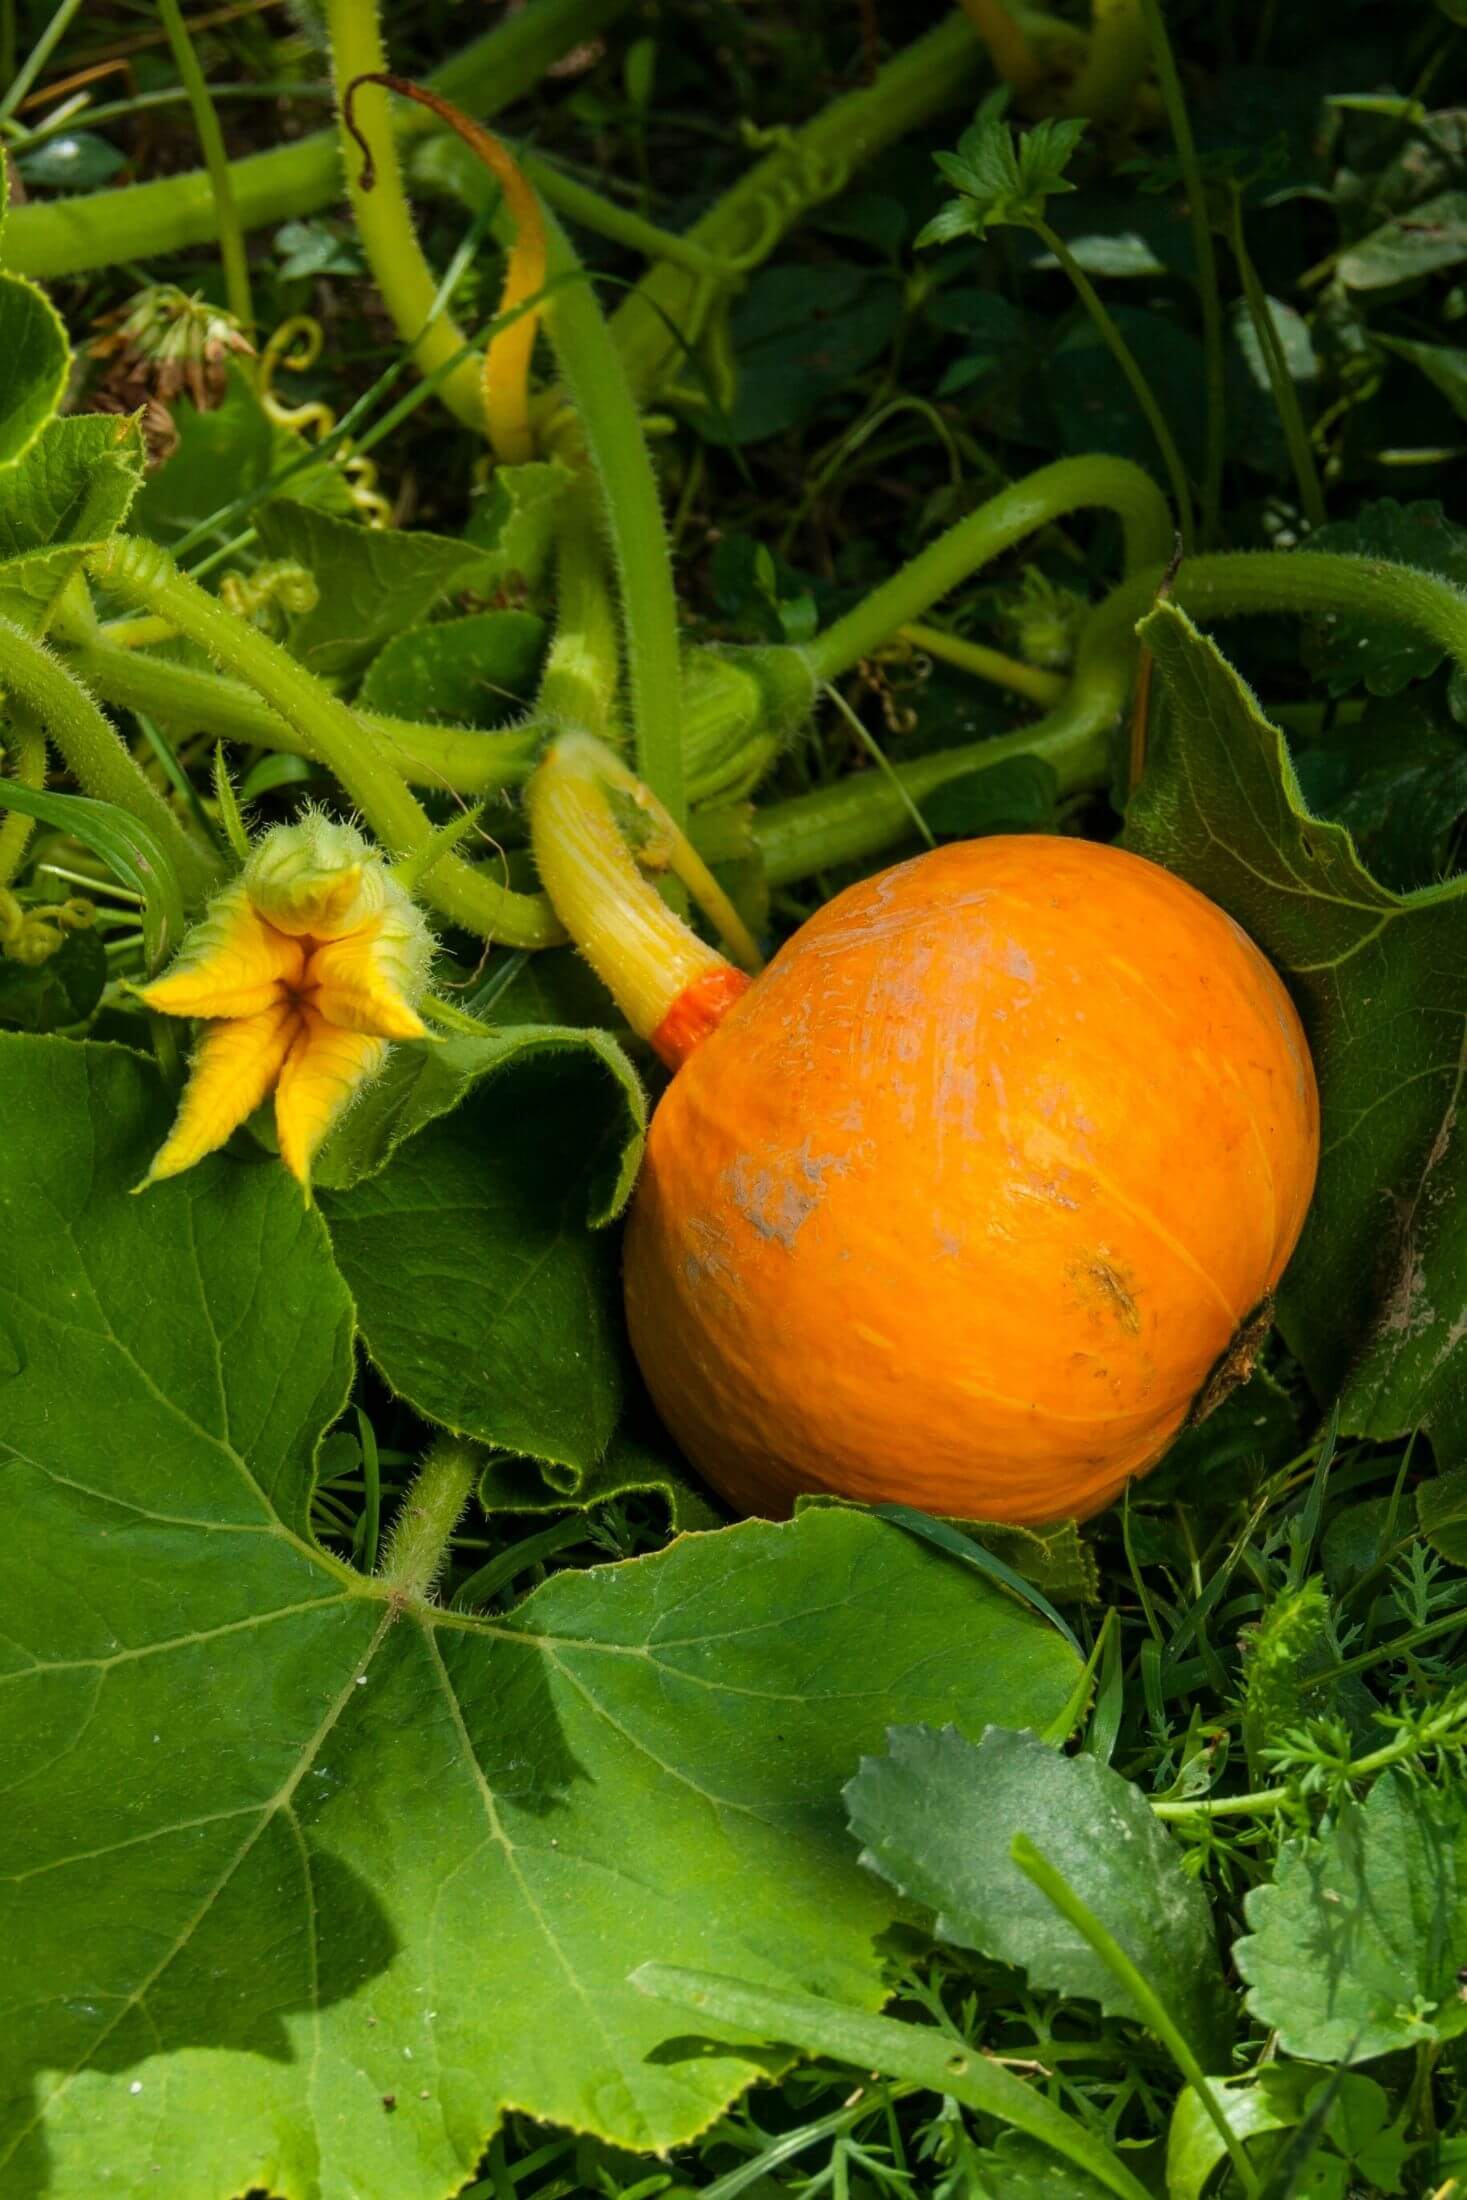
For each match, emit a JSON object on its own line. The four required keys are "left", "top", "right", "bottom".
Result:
{"left": 325, "top": 0, "right": 484, "bottom": 432}
{"left": 542, "top": 209, "right": 686, "bottom": 820}
{"left": 2, "top": 0, "right": 629, "bottom": 280}
{"left": 0, "top": 705, "right": 46, "bottom": 888}
{"left": 537, "top": 503, "right": 620, "bottom": 739}
{"left": 1136, "top": 0, "right": 1226, "bottom": 545}
{"left": 802, "top": 456, "right": 1173, "bottom": 686}
{"left": 88, "top": 539, "right": 560, "bottom": 949}
{"left": 378, "top": 1442, "right": 475, "bottom": 1602}
{"left": 605, "top": 12, "right": 997, "bottom": 405}
{"left": 157, "top": 0, "right": 254, "bottom": 331}
{"left": 748, "top": 545, "right": 1467, "bottom": 887}
{"left": 63, "top": 638, "right": 540, "bottom": 794}
{"left": 0, "top": 622, "right": 219, "bottom": 905}
{"left": 1225, "top": 194, "right": 1327, "bottom": 531}
{"left": 1033, "top": 219, "right": 1196, "bottom": 549}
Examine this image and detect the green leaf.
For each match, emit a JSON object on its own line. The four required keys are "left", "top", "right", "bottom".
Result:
{"left": 0, "top": 270, "right": 69, "bottom": 469}
{"left": 918, "top": 754, "right": 1059, "bottom": 839}
{"left": 0, "top": 923, "right": 106, "bottom": 1031}
{"left": 1049, "top": 307, "right": 1206, "bottom": 482}
{"left": 632, "top": 1966, "right": 1149, "bottom": 2200}
{"left": 1339, "top": 189, "right": 1467, "bottom": 291}
{"left": 1234, "top": 1772, "right": 1467, "bottom": 2062}
{"left": 1125, "top": 603, "right": 1467, "bottom": 1464}
{"left": 846, "top": 1724, "right": 1234, "bottom": 2068}
{"left": 0, "top": 411, "right": 146, "bottom": 628}
{"left": 1300, "top": 500, "right": 1467, "bottom": 696}
{"left": 971, "top": 2135, "right": 1120, "bottom": 2198}
{"left": 709, "top": 265, "right": 903, "bottom": 446}
{"left": 319, "top": 1038, "right": 646, "bottom": 1477}
{"left": 1377, "top": 333, "right": 1467, "bottom": 426}
{"left": 131, "top": 367, "right": 355, "bottom": 547}
{"left": 255, "top": 499, "right": 504, "bottom": 678}
{"left": 477, "top": 1430, "right": 721, "bottom": 1533}
{"left": 357, "top": 609, "right": 547, "bottom": 723}
{"left": 921, "top": 116, "right": 1087, "bottom": 243}
{"left": 461, "top": 457, "right": 573, "bottom": 592}
{"left": 1292, "top": 693, "right": 1467, "bottom": 894}
{"left": 1166, "top": 2068, "right": 1316, "bottom": 2200}
{"left": 0, "top": 1036, "right": 1081, "bottom": 2184}
{"left": 15, "top": 132, "right": 126, "bottom": 192}
{"left": 0, "top": 783, "right": 186, "bottom": 970}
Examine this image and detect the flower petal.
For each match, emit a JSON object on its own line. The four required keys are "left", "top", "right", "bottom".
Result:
{"left": 304, "top": 921, "right": 428, "bottom": 1041}
{"left": 139, "top": 1001, "right": 299, "bottom": 1186}
{"left": 140, "top": 882, "right": 303, "bottom": 1020}
{"left": 274, "top": 1006, "right": 387, "bottom": 1187}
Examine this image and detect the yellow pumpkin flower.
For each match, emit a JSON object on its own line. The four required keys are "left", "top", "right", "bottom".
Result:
{"left": 138, "top": 814, "right": 433, "bottom": 1191}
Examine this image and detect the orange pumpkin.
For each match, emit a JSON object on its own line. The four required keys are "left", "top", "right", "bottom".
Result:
{"left": 624, "top": 836, "right": 1319, "bottom": 1526}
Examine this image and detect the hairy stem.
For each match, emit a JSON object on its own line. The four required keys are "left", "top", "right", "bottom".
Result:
{"left": 537, "top": 501, "right": 621, "bottom": 738}
{"left": 0, "top": 705, "right": 46, "bottom": 888}
{"left": 157, "top": 0, "right": 254, "bottom": 331}
{"left": 325, "top": 3, "right": 484, "bottom": 432}
{"left": 801, "top": 456, "right": 1172, "bottom": 686}
{"left": 2, "top": 0, "right": 629, "bottom": 279}
{"left": 900, "top": 621, "right": 1067, "bottom": 707}
{"left": 0, "top": 622, "right": 219, "bottom": 906}
{"left": 378, "top": 1442, "right": 476, "bottom": 1602}
{"left": 541, "top": 209, "right": 687, "bottom": 820}
{"left": 62, "top": 637, "right": 541, "bottom": 793}
{"left": 88, "top": 539, "right": 561, "bottom": 948}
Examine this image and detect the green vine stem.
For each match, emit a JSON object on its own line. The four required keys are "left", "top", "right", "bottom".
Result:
{"left": 1031, "top": 218, "right": 1196, "bottom": 549}
{"left": 1, "top": 0, "right": 629, "bottom": 280}
{"left": 540, "top": 207, "right": 688, "bottom": 821}
{"left": 900, "top": 621, "right": 1067, "bottom": 708}
{"left": 378, "top": 1441, "right": 475, "bottom": 1603}
{"left": 537, "top": 501, "right": 621, "bottom": 739}
{"left": 325, "top": 3, "right": 484, "bottom": 433}
{"left": 1135, "top": 0, "right": 1225, "bottom": 547}
{"left": 0, "top": 620, "right": 219, "bottom": 906}
{"left": 799, "top": 456, "right": 1173, "bottom": 687}
{"left": 1225, "top": 189, "right": 1327, "bottom": 531}
{"left": 0, "top": 704, "right": 46, "bottom": 889}
{"left": 744, "top": 546, "right": 1467, "bottom": 886}
{"left": 60, "top": 636, "right": 541, "bottom": 794}
{"left": 87, "top": 538, "right": 562, "bottom": 949}
{"left": 157, "top": 0, "right": 254, "bottom": 332}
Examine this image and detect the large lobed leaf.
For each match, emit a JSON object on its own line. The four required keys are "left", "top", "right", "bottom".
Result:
{"left": 1126, "top": 602, "right": 1467, "bottom": 1469}
{"left": 0, "top": 1035, "right": 1079, "bottom": 2196}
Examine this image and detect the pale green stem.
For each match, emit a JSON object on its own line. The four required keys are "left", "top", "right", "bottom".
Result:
{"left": 0, "top": 704, "right": 46, "bottom": 887}
{"left": 2, "top": 0, "right": 630, "bottom": 279}
{"left": 1012, "top": 1837, "right": 1261, "bottom": 2199}
{"left": 900, "top": 621, "right": 1067, "bottom": 707}
{"left": 0, "top": 621, "right": 219, "bottom": 906}
{"left": 0, "top": 0, "right": 83, "bottom": 123}
{"left": 157, "top": 0, "right": 255, "bottom": 331}
{"left": 803, "top": 455, "right": 1173, "bottom": 685}
{"left": 88, "top": 539, "right": 561, "bottom": 948}
{"left": 324, "top": 0, "right": 485, "bottom": 433}
{"left": 378, "top": 1442, "right": 475, "bottom": 1601}
{"left": 1033, "top": 218, "right": 1196, "bottom": 549}
{"left": 1135, "top": 0, "right": 1226, "bottom": 545}
{"left": 537, "top": 501, "right": 620, "bottom": 739}
{"left": 62, "top": 635, "right": 541, "bottom": 795}
{"left": 541, "top": 209, "right": 686, "bottom": 820}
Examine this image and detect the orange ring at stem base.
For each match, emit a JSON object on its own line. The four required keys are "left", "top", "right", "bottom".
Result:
{"left": 651, "top": 966, "right": 752, "bottom": 1069}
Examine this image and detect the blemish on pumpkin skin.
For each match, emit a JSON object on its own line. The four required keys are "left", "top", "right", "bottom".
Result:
{"left": 727, "top": 1141, "right": 848, "bottom": 1248}
{"left": 1072, "top": 1256, "right": 1142, "bottom": 1334}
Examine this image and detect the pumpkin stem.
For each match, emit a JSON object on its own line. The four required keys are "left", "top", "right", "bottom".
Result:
{"left": 527, "top": 731, "right": 760, "bottom": 1067}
